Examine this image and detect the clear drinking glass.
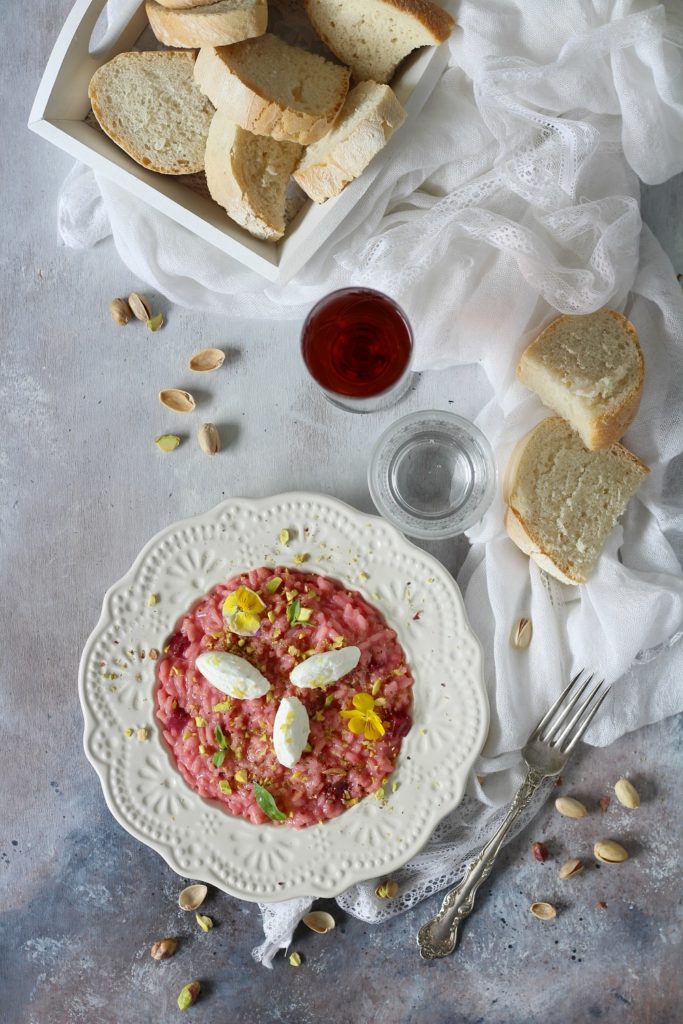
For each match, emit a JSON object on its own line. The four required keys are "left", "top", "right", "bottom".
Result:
{"left": 300, "top": 288, "right": 414, "bottom": 413}
{"left": 368, "top": 410, "right": 497, "bottom": 539}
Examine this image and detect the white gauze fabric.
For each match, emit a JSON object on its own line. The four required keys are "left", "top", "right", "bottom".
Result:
{"left": 58, "top": 0, "right": 683, "bottom": 967}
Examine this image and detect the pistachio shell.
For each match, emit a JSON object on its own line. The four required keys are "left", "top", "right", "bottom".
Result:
{"left": 302, "top": 911, "right": 335, "bottom": 934}
{"left": 614, "top": 778, "right": 640, "bottom": 809}
{"left": 128, "top": 292, "right": 151, "bottom": 321}
{"left": 511, "top": 617, "right": 532, "bottom": 649}
{"left": 559, "top": 857, "right": 584, "bottom": 880}
{"left": 189, "top": 347, "right": 225, "bottom": 372}
{"left": 375, "top": 879, "right": 399, "bottom": 899}
{"left": 178, "top": 883, "right": 208, "bottom": 911}
{"left": 594, "top": 839, "right": 629, "bottom": 864}
{"left": 198, "top": 423, "right": 220, "bottom": 455}
{"left": 555, "top": 796, "right": 588, "bottom": 819}
{"left": 159, "top": 389, "right": 196, "bottom": 413}
{"left": 530, "top": 902, "right": 557, "bottom": 920}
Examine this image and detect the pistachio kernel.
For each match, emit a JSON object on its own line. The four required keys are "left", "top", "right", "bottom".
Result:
{"left": 195, "top": 913, "right": 213, "bottom": 932}
{"left": 146, "top": 313, "right": 164, "bottom": 332}
{"left": 150, "top": 937, "right": 178, "bottom": 960}
{"left": 288, "top": 951, "right": 302, "bottom": 967}
{"left": 177, "top": 981, "right": 201, "bottom": 1010}
{"left": 154, "top": 434, "right": 181, "bottom": 452}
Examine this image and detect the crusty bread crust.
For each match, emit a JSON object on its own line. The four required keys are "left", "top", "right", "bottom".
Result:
{"left": 517, "top": 309, "right": 644, "bottom": 450}
{"left": 294, "top": 83, "right": 406, "bottom": 203}
{"left": 305, "top": 0, "right": 454, "bottom": 83}
{"left": 146, "top": 0, "right": 267, "bottom": 49}
{"left": 505, "top": 506, "right": 582, "bottom": 585}
{"left": 194, "top": 42, "right": 350, "bottom": 144}
{"left": 504, "top": 416, "right": 650, "bottom": 585}
{"left": 155, "top": 0, "right": 224, "bottom": 8}
{"left": 204, "top": 110, "right": 303, "bottom": 240}
{"left": 88, "top": 51, "right": 213, "bottom": 174}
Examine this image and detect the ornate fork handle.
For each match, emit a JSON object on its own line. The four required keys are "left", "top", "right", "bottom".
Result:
{"left": 417, "top": 766, "right": 547, "bottom": 959}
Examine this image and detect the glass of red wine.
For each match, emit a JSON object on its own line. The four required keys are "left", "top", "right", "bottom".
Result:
{"left": 300, "top": 287, "right": 414, "bottom": 412}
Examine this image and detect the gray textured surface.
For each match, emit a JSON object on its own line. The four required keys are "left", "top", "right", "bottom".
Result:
{"left": 1, "top": 4, "right": 682, "bottom": 1023}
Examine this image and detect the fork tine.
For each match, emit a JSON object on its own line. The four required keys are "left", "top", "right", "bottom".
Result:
{"left": 552, "top": 678, "right": 607, "bottom": 751}
{"left": 542, "top": 673, "right": 595, "bottom": 743}
{"left": 530, "top": 670, "right": 586, "bottom": 740}
{"left": 561, "top": 684, "right": 610, "bottom": 753}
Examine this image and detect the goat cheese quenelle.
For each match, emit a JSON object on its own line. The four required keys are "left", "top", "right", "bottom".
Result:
{"left": 155, "top": 567, "right": 414, "bottom": 827}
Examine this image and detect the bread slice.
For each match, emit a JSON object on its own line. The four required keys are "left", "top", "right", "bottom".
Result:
{"left": 293, "top": 81, "right": 406, "bottom": 202}
{"left": 517, "top": 310, "right": 644, "bottom": 450}
{"left": 146, "top": 0, "right": 267, "bottom": 48}
{"left": 194, "top": 34, "right": 351, "bottom": 144}
{"left": 88, "top": 51, "right": 215, "bottom": 174}
{"left": 304, "top": 0, "right": 454, "bottom": 84}
{"left": 205, "top": 109, "right": 303, "bottom": 239}
{"left": 504, "top": 417, "right": 649, "bottom": 585}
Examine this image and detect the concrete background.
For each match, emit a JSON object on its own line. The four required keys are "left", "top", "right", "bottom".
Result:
{"left": 1, "top": 3, "right": 682, "bottom": 1022}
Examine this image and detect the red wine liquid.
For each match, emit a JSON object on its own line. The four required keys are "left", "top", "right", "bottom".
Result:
{"left": 301, "top": 288, "right": 412, "bottom": 399}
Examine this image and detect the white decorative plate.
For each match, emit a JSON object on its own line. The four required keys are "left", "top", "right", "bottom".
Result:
{"left": 79, "top": 493, "right": 488, "bottom": 902}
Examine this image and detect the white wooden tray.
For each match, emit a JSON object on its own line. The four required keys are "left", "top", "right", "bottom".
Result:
{"left": 29, "top": 0, "right": 453, "bottom": 284}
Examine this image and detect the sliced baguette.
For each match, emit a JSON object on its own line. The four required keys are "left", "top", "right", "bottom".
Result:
{"left": 517, "top": 309, "right": 644, "bottom": 449}
{"left": 505, "top": 417, "right": 649, "bottom": 585}
{"left": 146, "top": 0, "right": 267, "bottom": 49}
{"left": 304, "top": 0, "right": 454, "bottom": 84}
{"left": 205, "top": 109, "right": 303, "bottom": 240}
{"left": 293, "top": 81, "right": 406, "bottom": 203}
{"left": 88, "top": 51, "right": 214, "bottom": 174}
{"left": 194, "top": 34, "right": 351, "bottom": 144}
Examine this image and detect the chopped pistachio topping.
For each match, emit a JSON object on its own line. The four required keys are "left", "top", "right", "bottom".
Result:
{"left": 293, "top": 553, "right": 308, "bottom": 565}
{"left": 288, "top": 951, "right": 302, "bottom": 967}
{"left": 212, "top": 700, "right": 231, "bottom": 713}
{"left": 265, "top": 576, "right": 283, "bottom": 593}
{"left": 195, "top": 716, "right": 207, "bottom": 728}
{"left": 137, "top": 727, "right": 149, "bottom": 742}
{"left": 279, "top": 528, "right": 290, "bottom": 546}
{"left": 146, "top": 593, "right": 159, "bottom": 607}
{"left": 218, "top": 780, "right": 232, "bottom": 794}
{"left": 124, "top": 727, "right": 134, "bottom": 738}
{"left": 234, "top": 769, "right": 248, "bottom": 784}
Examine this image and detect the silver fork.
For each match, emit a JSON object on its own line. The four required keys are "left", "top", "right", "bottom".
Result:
{"left": 417, "top": 669, "right": 610, "bottom": 960}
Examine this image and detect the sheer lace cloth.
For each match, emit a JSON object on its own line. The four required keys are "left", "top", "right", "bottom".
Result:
{"left": 58, "top": 1, "right": 683, "bottom": 966}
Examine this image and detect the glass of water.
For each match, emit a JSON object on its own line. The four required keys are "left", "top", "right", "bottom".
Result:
{"left": 368, "top": 410, "right": 496, "bottom": 539}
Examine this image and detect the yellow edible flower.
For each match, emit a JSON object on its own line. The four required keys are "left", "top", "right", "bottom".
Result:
{"left": 222, "top": 585, "right": 265, "bottom": 636}
{"left": 340, "top": 693, "right": 386, "bottom": 741}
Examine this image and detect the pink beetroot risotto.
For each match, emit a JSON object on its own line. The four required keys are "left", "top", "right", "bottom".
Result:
{"left": 155, "top": 566, "right": 413, "bottom": 827}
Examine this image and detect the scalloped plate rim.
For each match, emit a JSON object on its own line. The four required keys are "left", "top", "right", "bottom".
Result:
{"left": 78, "top": 491, "right": 489, "bottom": 902}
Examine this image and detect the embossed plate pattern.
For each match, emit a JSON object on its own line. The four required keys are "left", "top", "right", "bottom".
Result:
{"left": 79, "top": 493, "right": 488, "bottom": 902}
